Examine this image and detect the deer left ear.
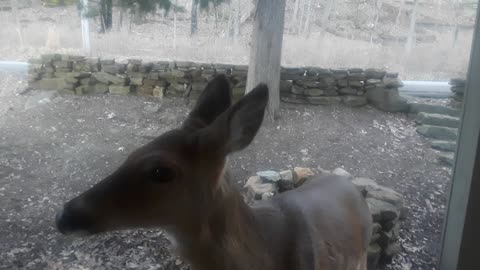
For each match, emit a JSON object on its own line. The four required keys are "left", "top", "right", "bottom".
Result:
{"left": 183, "top": 75, "right": 232, "bottom": 130}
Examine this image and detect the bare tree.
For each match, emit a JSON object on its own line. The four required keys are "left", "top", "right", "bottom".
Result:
{"left": 191, "top": 0, "right": 199, "bottom": 35}
{"left": 246, "top": 0, "right": 287, "bottom": 121}
{"left": 405, "top": 0, "right": 418, "bottom": 53}
{"left": 11, "top": 0, "right": 24, "bottom": 48}
{"left": 302, "top": 0, "right": 313, "bottom": 36}
{"left": 319, "top": 0, "right": 334, "bottom": 37}
{"left": 395, "top": 0, "right": 405, "bottom": 29}
{"left": 291, "top": 0, "right": 301, "bottom": 33}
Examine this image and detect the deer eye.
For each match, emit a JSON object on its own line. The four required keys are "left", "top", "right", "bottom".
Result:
{"left": 151, "top": 166, "right": 176, "bottom": 183}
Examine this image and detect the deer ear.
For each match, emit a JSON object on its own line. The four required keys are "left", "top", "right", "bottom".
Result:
{"left": 183, "top": 74, "right": 232, "bottom": 129}
{"left": 198, "top": 83, "right": 269, "bottom": 154}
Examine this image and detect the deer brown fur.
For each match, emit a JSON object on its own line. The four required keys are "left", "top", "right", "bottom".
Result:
{"left": 56, "top": 74, "right": 372, "bottom": 270}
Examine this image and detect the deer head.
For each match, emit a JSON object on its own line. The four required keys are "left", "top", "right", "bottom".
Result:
{"left": 55, "top": 75, "right": 269, "bottom": 236}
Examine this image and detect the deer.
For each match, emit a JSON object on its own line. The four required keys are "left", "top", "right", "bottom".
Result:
{"left": 55, "top": 74, "right": 372, "bottom": 270}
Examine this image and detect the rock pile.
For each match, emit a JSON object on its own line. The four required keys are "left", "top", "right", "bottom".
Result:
{"left": 27, "top": 54, "right": 404, "bottom": 111}
{"left": 244, "top": 167, "right": 406, "bottom": 270}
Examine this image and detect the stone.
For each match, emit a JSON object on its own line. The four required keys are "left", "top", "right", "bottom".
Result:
{"left": 291, "top": 85, "right": 304, "bottom": 95}
{"left": 280, "top": 80, "right": 293, "bottom": 93}
{"left": 139, "top": 62, "right": 153, "bottom": 73}
{"left": 102, "top": 64, "right": 126, "bottom": 74}
{"left": 261, "top": 192, "right": 275, "bottom": 201}
{"left": 130, "top": 76, "right": 144, "bottom": 86}
{"left": 191, "top": 82, "right": 207, "bottom": 92}
{"left": 342, "top": 96, "right": 368, "bottom": 107}
{"left": 337, "top": 79, "right": 349, "bottom": 87}
{"left": 383, "top": 77, "right": 404, "bottom": 88}
{"left": 92, "top": 72, "right": 126, "bottom": 85}
{"left": 153, "top": 86, "right": 164, "bottom": 98}
{"left": 349, "top": 80, "right": 365, "bottom": 88}
{"left": 366, "top": 79, "right": 382, "bottom": 85}
{"left": 109, "top": 85, "right": 131, "bottom": 95}
{"left": 293, "top": 167, "right": 314, "bottom": 187}
{"left": 352, "top": 177, "right": 378, "bottom": 195}
{"left": 384, "top": 243, "right": 402, "bottom": 258}
{"left": 416, "top": 125, "right": 458, "bottom": 140}
{"left": 232, "top": 87, "right": 245, "bottom": 101}
{"left": 367, "top": 244, "right": 381, "bottom": 270}
{"left": 74, "top": 85, "right": 91, "bottom": 95}
{"left": 366, "top": 198, "right": 399, "bottom": 223}
{"left": 365, "top": 69, "right": 386, "bottom": 80}
{"left": 332, "top": 167, "right": 352, "bottom": 178}
{"left": 348, "top": 68, "right": 364, "bottom": 73}
{"left": 100, "top": 59, "right": 115, "bottom": 65}
{"left": 279, "top": 170, "right": 294, "bottom": 181}
{"left": 245, "top": 176, "right": 262, "bottom": 187}
{"left": 246, "top": 182, "right": 277, "bottom": 200}
{"left": 126, "top": 63, "right": 139, "bottom": 73}
{"left": 307, "top": 96, "right": 341, "bottom": 105}
{"left": 438, "top": 152, "right": 455, "bottom": 166}
{"left": 304, "top": 88, "right": 325, "bottom": 96}
{"left": 366, "top": 87, "right": 409, "bottom": 112}
{"left": 430, "top": 140, "right": 456, "bottom": 152}
{"left": 409, "top": 103, "right": 460, "bottom": 117}
{"left": 415, "top": 112, "right": 460, "bottom": 128}
{"left": 257, "top": 171, "right": 281, "bottom": 182}
{"left": 348, "top": 72, "right": 366, "bottom": 81}
{"left": 152, "top": 61, "right": 170, "bottom": 71}
{"left": 137, "top": 86, "right": 154, "bottom": 96}
{"left": 53, "top": 60, "right": 72, "bottom": 70}
{"left": 41, "top": 53, "right": 62, "bottom": 62}
{"left": 339, "top": 87, "right": 357, "bottom": 95}
{"left": 296, "top": 80, "right": 330, "bottom": 89}
{"left": 93, "top": 83, "right": 109, "bottom": 94}
{"left": 366, "top": 185, "right": 404, "bottom": 208}
{"left": 385, "top": 72, "right": 399, "bottom": 78}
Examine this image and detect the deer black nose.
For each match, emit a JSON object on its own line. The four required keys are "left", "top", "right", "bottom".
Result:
{"left": 55, "top": 208, "right": 71, "bottom": 234}
{"left": 55, "top": 202, "right": 94, "bottom": 235}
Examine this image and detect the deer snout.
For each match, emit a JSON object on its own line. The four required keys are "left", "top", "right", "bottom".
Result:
{"left": 55, "top": 200, "right": 97, "bottom": 235}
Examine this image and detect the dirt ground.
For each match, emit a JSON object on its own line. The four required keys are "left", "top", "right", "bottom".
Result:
{"left": 0, "top": 71, "right": 452, "bottom": 269}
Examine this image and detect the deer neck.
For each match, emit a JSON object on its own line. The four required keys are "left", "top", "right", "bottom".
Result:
{"left": 167, "top": 174, "right": 274, "bottom": 270}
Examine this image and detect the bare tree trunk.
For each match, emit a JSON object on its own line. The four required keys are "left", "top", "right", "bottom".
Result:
{"left": 298, "top": 0, "right": 306, "bottom": 34}
{"left": 292, "top": 0, "right": 300, "bottom": 33}
{"left": 118, "top": 8, "right": 125, "bottom": 31}
{"left": 303, "top": 0, "right": 313, "bottom": 36}
{"left": 320, "top": 0, "right": 334, "bottom": 37}
{"left": 191, "top": 0, "right": 198, "bottom": 35}
{"left": 395, "top": 0, "right": 405, "bottom": 29}
{"left": 233, "top": 0, "right": 241, "bottom": 41}
{"left": 246, "top": 0, "right": 286, "bottom": 121}
{"left": 11, "top": 0, "right": 24, "bottom": 48}
{"left": 405, "top": 0, "right": 418, "bottom": 53}
{"left": 100, "top": 0, "right": 112, "bottom": 32}
{"left": 173, "top": 0, "right": 178, "bottom": 51}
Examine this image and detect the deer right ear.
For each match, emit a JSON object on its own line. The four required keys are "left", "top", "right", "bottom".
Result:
{"left": 183, "top": 74, "right": 232, "bottom": 130}
{"left": 197, "top": 83, "right": 269, "bottom": 154}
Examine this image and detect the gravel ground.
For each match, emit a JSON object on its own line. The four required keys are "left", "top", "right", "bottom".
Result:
{"left": 0, "top": 71, "right": 452, "bottom": 270}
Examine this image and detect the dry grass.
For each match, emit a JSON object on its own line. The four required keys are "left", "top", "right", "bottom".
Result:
{"left": 0, "top": 4, "right": 473, "bottom": 80}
